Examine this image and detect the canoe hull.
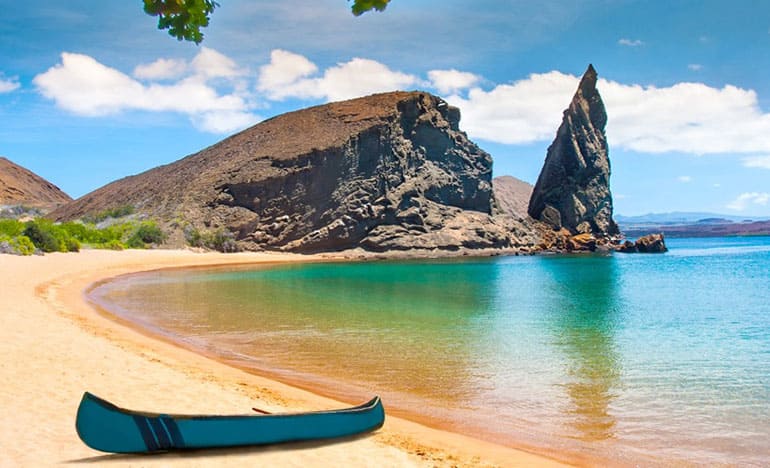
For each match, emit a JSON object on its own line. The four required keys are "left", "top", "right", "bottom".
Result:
{"left": 76, "top": 392, "right": 385, "bottom": 453}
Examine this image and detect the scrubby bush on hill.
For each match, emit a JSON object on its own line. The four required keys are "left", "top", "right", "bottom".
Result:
{"left": 184, "top": 225, "right": 239, "bottom": 252}
{"left": 82, "top": 205, "right": 135, "bottom": 224}
{"left": 0, "top": 205, "right": 44, "bottom": 219}
{"left": 126, "top": 221, "right": 166, "bottom": 248}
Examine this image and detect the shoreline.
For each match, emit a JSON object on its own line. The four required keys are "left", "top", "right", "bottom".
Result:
{"left": 0, "top": 249, "right": 571, "bottom": 467}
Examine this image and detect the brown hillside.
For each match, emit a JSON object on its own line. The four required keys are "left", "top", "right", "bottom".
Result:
{"left": 52, "top": 91, "right": 541, "bottom": 252}
{"left": 492, "top": 175, "right": 533, "bottom": 220}
{"left": 0, "top": 157, "right": 71, "bottom": 210}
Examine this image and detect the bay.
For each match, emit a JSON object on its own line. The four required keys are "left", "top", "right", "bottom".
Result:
{"left": 90, "top": 236, "right": 770, "bottom": 465}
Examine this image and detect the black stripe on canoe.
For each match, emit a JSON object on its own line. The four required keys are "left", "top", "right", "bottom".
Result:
{"left": 132, "top": 415, "right": 159, "bottom": 452}
{"left": 159, "top": 416, "right": 185, "bottom": 449}
{"left": 148, "top": 417, "right": 171, "bottom": 450}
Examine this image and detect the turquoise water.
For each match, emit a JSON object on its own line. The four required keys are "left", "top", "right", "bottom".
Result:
{"left": 92, "top": 237, "right": 770, "bottom": 465}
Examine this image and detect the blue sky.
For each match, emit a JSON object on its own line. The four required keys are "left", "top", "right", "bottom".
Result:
{"left": 1, "top": 0, "right": 769, "bottom": 216}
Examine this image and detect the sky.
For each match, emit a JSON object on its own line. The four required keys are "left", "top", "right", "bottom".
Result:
{"left": 1, "top": 0, "right": 769, "bottom": 217}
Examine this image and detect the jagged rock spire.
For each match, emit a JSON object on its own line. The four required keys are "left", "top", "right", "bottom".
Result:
{"left": 527, "top": 64, "right": 619, "bottom": 237}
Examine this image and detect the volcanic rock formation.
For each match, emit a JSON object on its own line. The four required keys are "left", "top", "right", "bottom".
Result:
{"left": 528, "top": 65, "right": 619, "bottom": 239}
{"left": 0, "top": 157, "right": 71, "bottom": 211}
{"left": 53, "top": 92, "right": 533, "bottom": 252}
{"left": 617, "top": 233, "right": 668, "bottom": 253}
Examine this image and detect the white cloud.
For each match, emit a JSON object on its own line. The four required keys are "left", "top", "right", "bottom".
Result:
{"left": 34, "top": 51, "right": 258, "bottom": 134}
{"left": 688, "top": 63, "right": 703, "bottom": 71}
{"left": 256, "top": 52, "right": 420, "bottom": 103}
{"left": 257, "top": 50, "right": 318, "bottom": 100}
{"left": 133, "top": 58, "right": 187, "bottom": 80}
{"left": 427, "top": 69, "right": 481, "bottom": 95}
{"left": 0, "top": 75, "right": 20, "bottom": 93}
{"left": 192, "top": 110, "right": 259, "bottom": 134}
{"left": 727, "top": 192, "right": 770, "bottom": 211}
{"left": 678, "top": 176, "right": 692, "bottom": 183}
{"left": 618, "top": 38, "right": 644, "bottom": 47}
{"left": 32, "top": 48, "right": 770, "bottom": 160}
{"left": 191, "top": 47, "right": 243, "bottom": 79}
{"left": 742, "top": 155, "right": 770, "bottom": 169}
{"left": 600, "top": 80, "right": 770, "bottom": 154}
{"left": 446, "top": 71, "right": 578, "bottom": 144}
{"left": 446, "top": 71, "right": 770, "bottom": 155}
{"left": 319, "top": 58, "right": 419, "bottom": 101}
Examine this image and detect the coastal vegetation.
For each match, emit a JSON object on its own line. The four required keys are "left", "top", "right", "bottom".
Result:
{"left": 183, "top": 225, "right": 240, "bottom": 252}
{"left": 0, "top": 218, "right": 166, "bottom": 255}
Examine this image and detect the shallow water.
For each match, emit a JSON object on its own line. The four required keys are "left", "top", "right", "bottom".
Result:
{"left": 91, "top": 237, "right": 770, "bottom": 465}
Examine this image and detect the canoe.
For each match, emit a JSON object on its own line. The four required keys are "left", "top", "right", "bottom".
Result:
{"left": 76, "top": 392, "right": 385, "bottom": 453}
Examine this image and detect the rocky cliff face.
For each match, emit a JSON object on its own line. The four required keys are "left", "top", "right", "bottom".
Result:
{"left": 527, "top": 65, "right": 619, "bottom": 238}
{"left": 0, "top": 157, "right": 72, "bottom": 211}
{"left": 53, "top": 92, "right": 530, "bottom": 252}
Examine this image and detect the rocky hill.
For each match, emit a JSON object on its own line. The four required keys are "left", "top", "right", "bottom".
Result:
{"left": 52, "top": 92, "right": 537, "bottom": 252}
{"left": 492, "top": 176, "right": 533, "bottom": 220}
{"left": 0, "top": 157, "right": 71, "bottom": 211}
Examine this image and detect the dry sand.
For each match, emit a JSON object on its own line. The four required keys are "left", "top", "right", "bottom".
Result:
{"left": 0, "top": 249, "right": 570, "bottom": 467}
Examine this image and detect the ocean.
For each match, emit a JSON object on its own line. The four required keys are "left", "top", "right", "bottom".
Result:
{"left": 90, "top": 236, "right": 770, "bottom": 465}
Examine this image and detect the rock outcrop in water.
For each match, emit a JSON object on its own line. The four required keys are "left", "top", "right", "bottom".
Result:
{"left": 52, "top": 92, "right": 536, "bottom": 253}
{"left": 617, "top": 233, "right": 668, "bottom": 253}
{"left": 528, "top": 65, "right": 619, "bottom": 240}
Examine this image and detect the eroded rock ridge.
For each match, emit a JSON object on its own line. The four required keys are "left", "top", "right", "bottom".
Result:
{"left": 528, "top": 65, "right": 619, "bottom": 239}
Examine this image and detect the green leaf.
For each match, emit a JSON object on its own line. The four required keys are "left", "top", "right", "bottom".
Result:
{"left": 350, "top": 0, "right": 391, "bottom": 16}
{"left": 143, "top": 0, "right": 219, "bottom": 44}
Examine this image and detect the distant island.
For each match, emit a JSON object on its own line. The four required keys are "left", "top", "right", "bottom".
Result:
{"left": 618, "top": 212, "right": 770, "bottom": 238}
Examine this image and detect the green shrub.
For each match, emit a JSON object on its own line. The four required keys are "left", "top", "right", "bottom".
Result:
{"left": 10, "top": 235, "right": 36, "bottom": 255}
{"left": 4, "top": 217, "right": 166, "bottom": 253}
{"left": 184, "top": 225, "right": 239, "bottom": 252}
{"left": 23, "top": 220, "right": 63, "bottom": 252}
{"left": 64, "top": 237, "right": 80, "bottom": 252}
{"left": 22, "top": 219, "right": 79, "bottom": 253}
{"left": 101, "top": 239, "right": 126, "bottom": 250}
{"left": 61, "top": 221, "right": 119, "bottom": 245}
{"left": 0, "top": 219, "right": 24, "bottom": 237}
{"left": 126, "top": 221, "right": 166, "bottom": 248}
{"left": 83, "top": 205, "right": 135, "bottom": 224}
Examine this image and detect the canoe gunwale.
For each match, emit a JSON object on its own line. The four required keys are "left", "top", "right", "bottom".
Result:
{"left": 82, "top": 391, "right": 382, "bottom": 419}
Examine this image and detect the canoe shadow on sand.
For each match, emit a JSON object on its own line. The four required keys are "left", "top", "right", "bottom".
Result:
{"left": 65, "top": 431, "right": 377, "bottom": 464}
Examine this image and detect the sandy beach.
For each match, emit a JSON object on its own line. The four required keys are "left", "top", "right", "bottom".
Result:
{"left": 0, "top": 249, "right": 569, "bottom": 467}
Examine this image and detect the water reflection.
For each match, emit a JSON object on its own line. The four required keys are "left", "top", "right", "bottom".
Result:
{"left": 540, "top": 255, "right": 622, "bottom": 441}
{"left": 94, "top": 261, "right": 499, "bottom": 406}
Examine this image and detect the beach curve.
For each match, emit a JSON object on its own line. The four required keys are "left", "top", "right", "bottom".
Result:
{"left": 0, "top": 249, "right": 570, "bottom": 467}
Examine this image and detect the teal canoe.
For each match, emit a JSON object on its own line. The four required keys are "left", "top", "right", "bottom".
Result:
{"left": 76, "top": 392, "right": 385, "bottom": 453}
